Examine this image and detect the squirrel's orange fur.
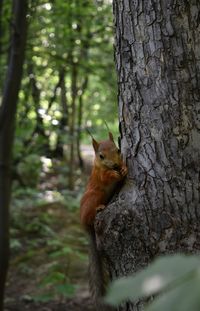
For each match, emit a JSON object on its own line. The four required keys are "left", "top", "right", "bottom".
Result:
{"left": 80, "top": 132, "right": 127, "bottom": 227}
{"left": 80, "top": 132, "right": 127, "bottom": 309}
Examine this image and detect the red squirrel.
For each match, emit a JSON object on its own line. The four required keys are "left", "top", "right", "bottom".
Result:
{"left": 80, "top": 131, "right": 127, "bottom": 309}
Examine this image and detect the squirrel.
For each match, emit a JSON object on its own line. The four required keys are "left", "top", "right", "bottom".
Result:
{"left": 80, "top": 131, "right": 127, "bottom": 310}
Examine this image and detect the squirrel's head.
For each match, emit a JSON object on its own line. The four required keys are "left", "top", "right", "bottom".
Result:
{"left": 92, "top": 132, "right": 122, "bottom": 170}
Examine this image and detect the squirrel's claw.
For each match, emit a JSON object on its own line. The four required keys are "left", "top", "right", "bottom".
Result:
{"left": 96, "top": 204, "right": 106, "bottom": 212}
{"left": 120, "top": 165, "right": 128, "bottom": 177}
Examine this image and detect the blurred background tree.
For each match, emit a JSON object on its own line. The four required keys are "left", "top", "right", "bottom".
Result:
{"left": 0, "top": 1, "right": 28, "bottom": 309}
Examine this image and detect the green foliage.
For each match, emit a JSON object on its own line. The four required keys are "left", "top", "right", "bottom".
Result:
{"left": 10, "top": 238, "right": 22, "bottom": 252}
{"left": 34, "top": 282, "right": 75, "bottom": 302}
{"left": 10, "top": 183, "right": 88, "bottom": 301}
{"left": 0, "top": 1, "right": 12, "bottom": 91}
{"left": 36, "top": 270, "right": 76, "bottom": 301}
{"left": 17, "top": 154, "right": 42, "bottom": 187}
{"left": 106, "top": 254, "right": 200, "bottom": 311}
{"left": 61, "top": 189, "right": 82, "bottom": 211}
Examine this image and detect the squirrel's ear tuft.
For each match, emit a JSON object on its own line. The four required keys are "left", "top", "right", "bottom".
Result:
{"left": 108, "top": 132, "right": 114, "bottom": 142}
{"left": 92, "top": 138, "right": 99, "bottom": 152}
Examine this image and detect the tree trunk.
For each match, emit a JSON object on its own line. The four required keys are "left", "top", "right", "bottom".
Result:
{"left": 46, "top": 68, "right": 65, "bottom": 115}
{"left": 0, "top": 1, "right": 28, "bottom": 309}
{"left": 77, "top": 76, "right": 88, "bottom": 169}
{"left": 54, "top": 68, "right": 68, "bottom": 158}
{"left": 68, "top": 62, "right": 78, "bottom": 190}
{"left": 0, "top": 0, "right": 3, "bottom": 56}
{"left": 27, "top": 64, "right": 50, "bottom": 156}
{"left": 96, "top": 1, "right": 200, "bottom": 310}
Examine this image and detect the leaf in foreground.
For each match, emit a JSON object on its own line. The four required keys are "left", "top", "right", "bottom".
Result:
{"left": 147, "top": 270, "right": 200, "bottom": 311}
{"left": 105, "top": 254, "right": 200, "bottom": 306}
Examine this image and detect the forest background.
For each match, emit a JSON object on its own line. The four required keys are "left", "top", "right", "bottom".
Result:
{"left": 1, "top": 0, "right": 116, "bottom": 310}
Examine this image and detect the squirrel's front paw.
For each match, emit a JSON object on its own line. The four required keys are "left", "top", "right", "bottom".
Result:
{"left": 120, "top": 165, "right": 128, "bottom": 177}
{"left": 96, "top": 204, "right": 106, "bottom": 212}
{"left": 111, "top": 170, "right": 121, "bottom": 179}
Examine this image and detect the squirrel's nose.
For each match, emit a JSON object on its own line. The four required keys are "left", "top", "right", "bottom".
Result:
{"left": 113, "top": 164, "right": 119, "bottom": 170}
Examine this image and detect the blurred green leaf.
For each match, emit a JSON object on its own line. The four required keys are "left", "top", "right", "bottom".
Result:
{"left": 10, "top": 239, "right": 22, "bottom": 251}
{"left": 33, "top": 293, "right": 54, "bottom": 302}
{"left": 49, "top": 246, "right": 73, "bottom": 258}
{"left": 106, "top": 255, "right": 200, "bottom": 306}
{"left": 40, "top": 271, "right": 66, "bottom": 286}
{"left": 147, "top": 271, "right": 200, "bottom": 311}
{"left": 55, "top": 283, "right": 75, "bottom": 297}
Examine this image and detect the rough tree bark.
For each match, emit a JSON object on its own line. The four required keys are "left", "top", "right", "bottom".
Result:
{"left": 0, "top": 1, "right": 28, "bottom": 310}
{"left": 96, "top": 1, "right": 200, "bottom": 310}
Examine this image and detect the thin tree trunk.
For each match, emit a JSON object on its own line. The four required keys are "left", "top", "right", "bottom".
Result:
{"left": 23, "top": 66, "right": 65, "bottom": 157}
{"left": 77, "top": 77, "right": 88, "bottom": 169}
{"left": 18, "top": 82, "right": 31, "bottom": 126}
{"left": 0, "top": 1, "right": 28, "bottom": 310}
{"left": 46, "top": 68, "right": 65, "bottom": 115}
{"left": 54, "top": 68, "right": 68, "bottom": 158}
{"left": 60, "top": 70, "right": 68, "bottom": 129}
{"left": 68, "top": 62, "right": 78, "bottom": 190}
{"left": 27, "top": 64, "right": 50, "bottom": 155}
{"left": 0, "top": 0, "right": 3, "bottom": 56}
{"left": 28, "top": 64, "right": 45, "bottom": 137}
{"left": 96, "top": 1, "right": 200, "bottom": 310}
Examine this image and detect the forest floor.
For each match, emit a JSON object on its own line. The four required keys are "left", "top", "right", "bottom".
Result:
{"left": 5, "top": 147, "right": 96, "bottom": 311}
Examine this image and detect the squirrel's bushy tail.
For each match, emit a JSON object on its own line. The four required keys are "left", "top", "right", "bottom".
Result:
{"left": 87, "top": 226, "right": 114, "bottom": 311}
{"left": 87, "top": 226, "right": 105, "bottom": 309}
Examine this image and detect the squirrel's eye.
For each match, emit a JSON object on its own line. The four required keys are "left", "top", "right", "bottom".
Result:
{"left": 117, "top": 149, "right": 121, "bottom": 154}
{"left": 99, "top": 154, "right": 104, "bottom": 160}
